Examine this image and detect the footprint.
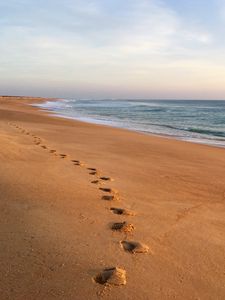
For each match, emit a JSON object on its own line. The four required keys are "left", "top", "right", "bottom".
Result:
{"left": 100, "top": 187, "right": 111, "bottom": 192}
{"left": 91, "top": 180, "right": 101, "bottom": 184}
{"left": 73, "top": 161, "right": 85, "bottom": 166}
{"left": 102, "top": 195, "right": 119, "bottom": 201}
{"left": 41, "top": 145, "right": 47, "bottom": 149}
{"left": 90, "top": 171, "right": 100, "bottom": 176}
{"left": 99, "top": 187, "right": 117, "bottom": 193}
{"left": 87, "top": 168, "right": 97, "bottom": 171}
{"left": 94, "top": 267, "right": 126, "bottom": 286}
{"left": 59, "top": 154, "right": 67, "bottom": 158}
{"left": 49, "top": 150, "right": 56, "bottom": 153}
{"left": 100, "top": 177, "right": 113, "bottom": 181}
{"left": 111, "top": 222, "right": 135, "bottom": 233}
{"left": 120, "top": 241, "right": 149, "bottom": 254}
{"left": 110, "top": 207, "right": 136, "bottom": 216}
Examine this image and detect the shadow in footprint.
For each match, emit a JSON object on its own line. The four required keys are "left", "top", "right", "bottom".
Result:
{"left": 111, "top": 222, "right": 135, "bottom": 233}
{"left": 102, "top": 195, "right": 119, "bottom": 201}
{"left": 110, "top": 207, "right": 136, "bottom": 216}
{"left": 100, "top": 177, "right": 113, "bottom": 181}
{"left": 94, "top": 267, "right": 126, "bottom": 286}
{"left": 49, "top": 150, "right": 56, "bottom": 153}
{"left": 90, "top": 171, "right": 100, "bottom": 176}
{"left": 73, "top": 161, "right": 85, "bottom": 166}
{"left": 120, "top": 241, "right": 149, "bottom": 254}
{"left": 100, "top": 187, "right": 111, "bottom": 192}
{"left": 100, "top": 187, "right": 118, "bottom": 193}
{"left": 91, "top": 180, "right": 100, "bottom": 184}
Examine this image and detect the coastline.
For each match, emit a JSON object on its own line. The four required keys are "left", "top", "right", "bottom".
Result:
{"left": 34, "top": 98, "right": 225, "bottom": 149}
{"left": 0, "top": 96, "right": 225, "bottom": 299}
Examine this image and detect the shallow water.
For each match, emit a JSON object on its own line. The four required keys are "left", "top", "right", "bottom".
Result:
{"left": 34, "top": 99, "right": 225, "bottom": 148}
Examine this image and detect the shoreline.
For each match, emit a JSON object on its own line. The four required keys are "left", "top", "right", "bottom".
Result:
{"left": 33, "top": 98, "right": 225, "bottom": 150}
{"left": 0, "top": 96, "right": 225, "bottom": 299}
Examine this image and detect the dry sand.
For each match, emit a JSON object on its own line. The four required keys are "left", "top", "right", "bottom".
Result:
{"left": 0, "top": 96, "right": 225, "bottom": 299}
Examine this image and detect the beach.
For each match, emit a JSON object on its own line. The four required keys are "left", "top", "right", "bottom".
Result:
{"left": 0, "top": 96, "right": 225, "bottom": 299}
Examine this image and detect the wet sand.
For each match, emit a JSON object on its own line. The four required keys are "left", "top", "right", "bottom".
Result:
{"left": 0, "top": 96, "right": 225, "bottom": 299}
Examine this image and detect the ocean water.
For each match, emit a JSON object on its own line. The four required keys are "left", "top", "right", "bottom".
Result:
{"left": 34, "top": 99, "right": 225, "bottom": 148}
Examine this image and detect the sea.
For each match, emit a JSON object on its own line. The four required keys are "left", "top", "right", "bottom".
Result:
{"left": 34, "top": 99, "right": 225, "bottom": 148}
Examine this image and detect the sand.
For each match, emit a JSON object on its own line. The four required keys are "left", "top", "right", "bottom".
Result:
{"left": 0, "top": 95, "right": 225, "bottom": 300}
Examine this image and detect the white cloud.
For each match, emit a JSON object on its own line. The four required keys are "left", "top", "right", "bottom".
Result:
{"left": 0, "top": 0, "right": 224, "bottom": 99}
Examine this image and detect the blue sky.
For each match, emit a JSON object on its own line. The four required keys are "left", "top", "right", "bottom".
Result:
{"left": 1, "top": 0, "right": 225, "bottom": 99}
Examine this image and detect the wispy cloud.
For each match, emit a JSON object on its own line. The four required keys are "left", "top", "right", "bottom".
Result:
{"left": 0, "top": 0, "right": 224, "bottom": 99}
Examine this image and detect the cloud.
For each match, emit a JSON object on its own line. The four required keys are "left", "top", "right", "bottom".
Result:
{"left": 0, "top": 0, "right": 212, "bottom": 49}
{"left": 0, "top": 0, "right": 224, "bottom": 99}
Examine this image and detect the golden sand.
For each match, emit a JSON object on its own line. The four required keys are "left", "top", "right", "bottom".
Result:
{"left": 0, "top": 96, "right": 225, "bottom": 299}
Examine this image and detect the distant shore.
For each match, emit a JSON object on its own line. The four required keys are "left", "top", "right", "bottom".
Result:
{"left": 0, "top": 96, "right": 225, "bottom": 299}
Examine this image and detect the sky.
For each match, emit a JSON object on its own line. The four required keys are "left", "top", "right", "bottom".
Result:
{"left": 0, "top": 0, "right": 225, "bottom": 99}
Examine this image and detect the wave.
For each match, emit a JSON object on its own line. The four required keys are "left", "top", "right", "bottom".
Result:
{"left": 188, "top": 128, "right": 225, "bottom": 138}
{"left": 32, "top": 99, "right": 225, "bottom": 148}
{"left": 138, "top": 123, "right": 225, "bottom": 140}
{"left": 35, "top": 99, "right": 74, "bottom": 110}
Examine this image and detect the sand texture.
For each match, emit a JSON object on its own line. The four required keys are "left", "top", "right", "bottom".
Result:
{"left": 0, "top": 96, "right": 225, "bottom": 299}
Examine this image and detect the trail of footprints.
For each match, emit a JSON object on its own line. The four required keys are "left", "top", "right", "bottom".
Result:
{"left": 8, "top": 122, "right": 150, "bottom": 288}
